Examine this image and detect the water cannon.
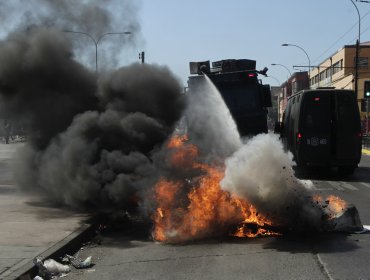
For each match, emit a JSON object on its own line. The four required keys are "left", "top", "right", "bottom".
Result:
{"left": 189, "top": 61, "right": 210, "bottom": 75}
{"left": 258, "top": 67, "right": 268, "bottom": 76}
{"left": 199, "top": 64, "right": 209, "bottom": 74}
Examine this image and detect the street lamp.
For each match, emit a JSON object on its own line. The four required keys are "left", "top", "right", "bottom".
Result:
{"left": 63, "top": 30, "right": 132, "bottom": 72}
{"left": 350, "top": 0, "right": 361, "bottom": 99}
{"left": 281, "top": 43, "right": 311, "bottom": 72}
{"left": 271, "top": 63, "right": 292, "bottom": 79}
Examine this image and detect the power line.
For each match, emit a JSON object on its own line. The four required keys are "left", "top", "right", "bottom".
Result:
{"left": 346, "top": 22, "right": 370, "bottom": 44}
{"left": 312, "top": 9, "right": 370, "bottom": 64}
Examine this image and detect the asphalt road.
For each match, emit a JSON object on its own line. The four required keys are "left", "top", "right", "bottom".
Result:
{"left": 64, "top": 155, "right": 370, "bottom": 280}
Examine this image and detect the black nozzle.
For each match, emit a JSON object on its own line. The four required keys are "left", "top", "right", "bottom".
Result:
{"left": 199, "top": 64, "right": 209, "bottom": 75}
{"left": 259, "top": 67, "right": 268, "bottom": 76}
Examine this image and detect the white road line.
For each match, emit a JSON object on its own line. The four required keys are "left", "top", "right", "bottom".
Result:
{"left": 312, "top": 185, "right": 332, "bottom": 191}
{"left": 313, "top": 187, "right": 333, "bottom": 191}
{"left": 339, "top": 181, "right": 358, "bottom": 191}
{"left": 311, "top": 180, "right": 333, "bottom": 191}
{"left": 359, "top": 182, "right": 370, "bottom": 188}
{"left": 311, "top": 180, "right": 359, "bottom": 191}
{"left": 327, "top": 181, "right": 344, "bottom": 191}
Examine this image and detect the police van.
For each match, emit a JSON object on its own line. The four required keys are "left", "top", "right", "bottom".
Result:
{"left": 277, "top": 88, "right": 362, "bottom": 174}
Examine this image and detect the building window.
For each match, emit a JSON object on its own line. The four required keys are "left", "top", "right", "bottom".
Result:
{"left": 292, "top": 81, "right": 297, "bottom": 93}
{"left": 332, "top": 59, "right": 343, "bottom": 74}
{"left": 319, "top": 71, "right": 325, "bottom": 81}
{"left": 314, "top": 75, "right": 319, "bottom": 84}
{"left": 310, "top": 78, "right": 315, "bottom": 86}
{"left": 358, "top": 57, "right": 368, "bottom": 69}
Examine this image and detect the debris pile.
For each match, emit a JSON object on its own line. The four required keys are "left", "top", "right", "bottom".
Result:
{"left": 33, "top": 254, "right": 93, "bottom": 279}
{"left": 33, "top": 258, "right": 69, "bottom": 279}
{"left": 325, "top": 204, "right": 363, "bottom": 233}
{"left": 63, "top": 255, "right": 93, "bottom": 269}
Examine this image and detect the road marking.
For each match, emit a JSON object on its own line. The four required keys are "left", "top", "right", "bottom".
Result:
{"left": 339, "top": 181, "right": 358, "bottom": 191}
{"left": 311, "top": 180, "right": 360, "bottom": 191}
{"left": 312, "top": 186, "right": 332, "bottom": 191}
{"left": 359, "top": 182, "right": 370, "bottom": 188}
{"left": 327, "top": 181, "right": 344, "bottom": 190}
{"left": 311, "top": 180, "right": 333, "bottom": 191}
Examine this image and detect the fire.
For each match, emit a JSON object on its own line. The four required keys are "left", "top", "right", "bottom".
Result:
{"left": 326, "top": 195, "right": 347, "bottom": 214}
{"left": 152, "top": 134, "right": 278, "bottom": 243}
{"left": 312, "top": 194, "right": 347, "bottom": 218}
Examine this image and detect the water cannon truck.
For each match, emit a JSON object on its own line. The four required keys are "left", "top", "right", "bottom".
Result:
{"left": 187, "top": 59, "right": 272, "bottom": 136}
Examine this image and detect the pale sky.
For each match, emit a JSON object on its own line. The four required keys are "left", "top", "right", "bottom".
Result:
{"left": 139, "top": 0, "right": 370, "bottom": 86}
{"left": 1, "top": 0, "right": 369, "bottom": 88}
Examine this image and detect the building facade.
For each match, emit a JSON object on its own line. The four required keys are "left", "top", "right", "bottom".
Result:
{"left": 309, "top": 42, "right": 370, "bottom": 132}
{"left": 277, "top": 71, "right": 309, "bottom": 121}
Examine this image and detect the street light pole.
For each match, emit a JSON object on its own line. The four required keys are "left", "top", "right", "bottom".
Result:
{"left": 350, "top": 0, "right": 361, "bottom": 99}
{"left": 271, "top": 63, "right": 292, "bottom": 79}
{"left": 63, "top": 30, "right": 131, "bottom": 72}
{"left": 281, "top": 43, "right": 311, "bottom": 72}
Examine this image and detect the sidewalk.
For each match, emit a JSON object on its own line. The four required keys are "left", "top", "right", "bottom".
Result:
{"left": 0, "top": 143, "right": 90, "bottom": 279}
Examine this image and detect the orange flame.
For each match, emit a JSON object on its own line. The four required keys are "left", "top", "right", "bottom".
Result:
{"left": 152, "top": 135, "right": 278, "bottom": 242}
{"left": 312, "top": 194, "right": 347, "bottom": 219}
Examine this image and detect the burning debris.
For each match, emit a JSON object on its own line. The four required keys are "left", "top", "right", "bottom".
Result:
{"left": 151, "top": 134, "right": 364, "bottom": 243}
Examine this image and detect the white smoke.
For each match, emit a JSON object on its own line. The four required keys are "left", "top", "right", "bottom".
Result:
{"left": 221, "top": 134, "right": 323, "bottom": 228}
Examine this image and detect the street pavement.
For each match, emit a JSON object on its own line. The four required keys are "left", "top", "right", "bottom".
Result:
{"left": 65, "top": 152, "right": 370, "bottom": 280}
{"left": 0, "top": 141, "right": 369, "bottom": 279}
{"left": 0, "top": 142, "right": 90, "bottom": 280}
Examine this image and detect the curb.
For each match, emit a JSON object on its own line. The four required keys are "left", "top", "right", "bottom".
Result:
{"left": 3, "top": 223, "right": 96, "bottom": 280}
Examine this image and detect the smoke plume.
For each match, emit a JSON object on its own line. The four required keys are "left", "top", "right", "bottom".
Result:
{"left": 221, "top": 134, "right": 325, "bottom": 231}
{"left": 0, "top": 0, "right": 141, "bottom": 69}
{"left": 0, "top": 27, "right": 98, "bottom": 149}
{"left": 0, "top": 1, "right": 186, "bottom": 213}
{"left": 12, "top": 57, "right": 185, "bottom": 210}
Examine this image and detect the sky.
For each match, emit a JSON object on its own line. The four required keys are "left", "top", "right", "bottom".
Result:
{"left": 0, "top": 0, "right": 369, "bottom": 88}
{"left": 139, "top": 0, "right": 370, "bottom": 87}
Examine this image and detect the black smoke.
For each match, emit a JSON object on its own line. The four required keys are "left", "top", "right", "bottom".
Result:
{"left": 0, "top": 28, "right": 98, "bottom": 149}
{"left": 14, "top": 59, "right": 185, "bottom": 211}
{"left": 1, "top": 0, "right": 141, "bottom": 70}
{"left": 0, "top": 1, "right": 186, "bottom": 213}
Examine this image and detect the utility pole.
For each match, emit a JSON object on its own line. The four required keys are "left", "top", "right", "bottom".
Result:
{"left": 367, "top": 99, "right": 369, "bottom": 135}
{"left": 139, "top": 51, "right": 145, "bottom": 64}
{"left": 350, "top": 0, "right": 361, "bottom": 99}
